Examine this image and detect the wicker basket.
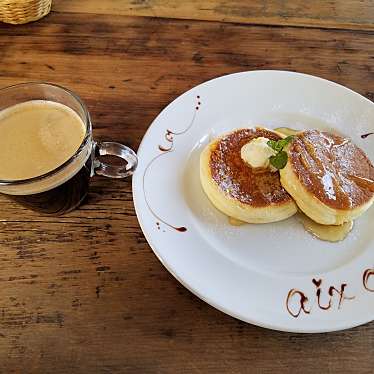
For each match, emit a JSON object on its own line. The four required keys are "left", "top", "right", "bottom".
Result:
{"left": 0, "top": 0, "right": 52, "bottom": 24}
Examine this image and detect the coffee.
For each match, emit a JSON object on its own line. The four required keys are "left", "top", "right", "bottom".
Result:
{"left": 0, "top": 100, "right": 91, "bottom": 214}
{"left": 0, "top": 82, "right": 137, "bottom": 215}
{"left": 0, "top": 100, "right": 85, "bottom": 180}
{"left": 11, "top": 157, "right": 92, "bottom": 215}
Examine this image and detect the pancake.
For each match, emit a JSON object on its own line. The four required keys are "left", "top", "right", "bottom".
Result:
{"left": 200, "top": 128, "right": 297, "bottom": 223}
{"left": 280, "top": 129, "right": 374, "bottom": 225}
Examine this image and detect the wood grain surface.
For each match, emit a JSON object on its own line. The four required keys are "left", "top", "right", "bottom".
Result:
{"left": 53, "top": 0, "right": 374, "bottom": 30}
{"left": 0, "top": 9, "right": 373, "bottom": 374}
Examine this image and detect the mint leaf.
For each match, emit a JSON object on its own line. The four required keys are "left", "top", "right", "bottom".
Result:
{"left": 267, "top": 139, "right": 282, "bottom": 152}
{"left": 267, "top": 136, "right": 294, "bottom": 152}
{"left": 269, "top": 151, "right": 288, "bottom": 169}
{"left": 267, "top": 135, "right": 294, "bottom": 170}
{"left": 278, "top": 135, "right": 294, "bottom": 149}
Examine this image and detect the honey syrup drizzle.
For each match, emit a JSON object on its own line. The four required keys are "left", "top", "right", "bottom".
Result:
{"left": 297, "top": 212, "right": 353, "bottom": 242}
{"left": 228, "top": 217, "right": 247, "bottom": 226}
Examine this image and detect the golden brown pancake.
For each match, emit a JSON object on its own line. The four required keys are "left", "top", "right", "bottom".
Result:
{"left": 200, "top": 128, "right": 297, "bottom": 223}
{"left": 280, "top": 129, "right": 374, "bottom": 225}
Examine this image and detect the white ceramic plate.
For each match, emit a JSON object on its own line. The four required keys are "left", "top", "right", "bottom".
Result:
{"left": 133, "top": 71, "right": 374, "bottom": 333}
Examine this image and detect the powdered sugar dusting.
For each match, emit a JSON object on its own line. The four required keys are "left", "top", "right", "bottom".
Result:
{"left": 290, "top": 130, "right": 374, "bottom": 209}
{"left": 209, "top": 128, "right": 293, "bottom": 207}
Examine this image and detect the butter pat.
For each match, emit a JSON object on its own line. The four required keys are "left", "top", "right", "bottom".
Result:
{"left": 241, "top": 137, "right": 276, "bottom": 169}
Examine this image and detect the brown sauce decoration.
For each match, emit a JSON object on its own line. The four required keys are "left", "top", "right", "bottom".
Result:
{"left": 175, "top": 226, "right": 187, "bottom": 232}
{"left": 288, "top": 130, "right": 374, "bottom": 210}
{"left": 361, "top": 132, "right": 374, "bottom": 139}
{"left": 158, "top": 98, "right": 201, "bottom": 153}
{"left": 328, "top": 284, "right": 355, "bottom": 308}
{"left": 209, "top": 128, "right": 293, "bottom": 207}
{"left": 158, "top": 130, "right": 174, "bottom": 152}
{"left": 312, "top": 278, "right": 355, "bottom": 310}
{"left": 286, "top": 278, "right": 355, "bottom": 318}
{"left": 286, "top": 289, "right": 311, "bottom": 318}
{"left": 143, "top": 95, "right": 202, "bottom": 232}
{"left": 312, "top": 278, "right": 331, "bottom": 310}
{"left": 363, "top": 269, "right": 374, "bottom": 292}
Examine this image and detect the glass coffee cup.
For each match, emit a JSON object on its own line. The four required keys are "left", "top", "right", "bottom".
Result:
{"left": 0, "top": 82, "right": 138, "bottom": 215}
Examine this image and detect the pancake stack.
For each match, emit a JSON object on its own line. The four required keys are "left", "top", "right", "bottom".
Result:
{"left": 200, "top": 127, "right": 374, "bottom": 228}
{"left": 200, "top": 128, "right": 297, "bottom": 223}
{"left": 280, "top": 129, "right": 374, "bottom": 225}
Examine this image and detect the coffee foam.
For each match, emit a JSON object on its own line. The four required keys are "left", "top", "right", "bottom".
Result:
{"left": 0, "top": 100, "right": 91, "bottom": 195}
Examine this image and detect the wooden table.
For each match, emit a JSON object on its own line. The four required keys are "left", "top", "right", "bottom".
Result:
{"left": 0, "top": 1, "right": 373, "bottom": 372}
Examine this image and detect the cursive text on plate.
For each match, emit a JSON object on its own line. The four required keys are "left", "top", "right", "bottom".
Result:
{"left": 286, "top": 268, "right": 373, "bottom": 318}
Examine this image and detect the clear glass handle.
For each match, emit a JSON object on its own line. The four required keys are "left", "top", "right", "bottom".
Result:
{"left": 93, "top": 141, "right": 138, "bottom": 178}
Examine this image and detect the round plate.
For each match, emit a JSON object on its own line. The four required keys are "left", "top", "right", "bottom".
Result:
{"left": 133, "top": 71, "right": 374, "bottom": 333}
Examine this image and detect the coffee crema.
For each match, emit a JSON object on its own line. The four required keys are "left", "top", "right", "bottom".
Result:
{"left": 0, "top": 100, "right": 91, "bottom": 215}
{"left": 0, "top": 100, "right": 86, "bottom": 180}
